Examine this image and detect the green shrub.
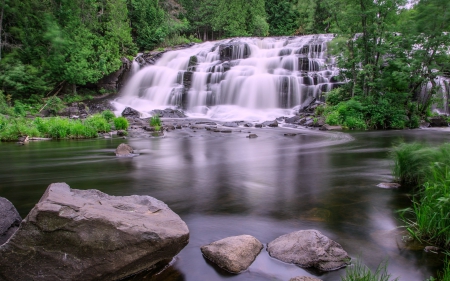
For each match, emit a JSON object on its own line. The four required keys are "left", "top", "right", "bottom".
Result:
{"left": 324, "top": 99, "right": 367, "bottom": 129}
{"left": 326, "top": 88, "right": 347, "bottom": 106}
{"left": 113, "top": 117, "right": 129, "bottom": 130}
{"left": 69, "top": 120, "right": 98, "bottom": 138}
{"left": 47, "top": 117, "right": 71, "bottom": 139}
{"left": 13, "top": 101, "right": 26, "bottom": 117}
{"left": 46, "top": 96, "right": 66, "bottom": 115}
{"left": 341, "top": 259, "right": 398, "bottom": 281}
{"left": 150, "top": 114, "right": 161, "bottom": 127}
{"left": 85, "top": 114, "right": 111, "bottom": 133}
{"left": 102, "top": 110, "right": 116, "bottom": 122}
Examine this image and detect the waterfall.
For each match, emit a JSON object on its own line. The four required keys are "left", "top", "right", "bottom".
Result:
{"left": 114, "top": 34, "right": 341, "bottom": 121}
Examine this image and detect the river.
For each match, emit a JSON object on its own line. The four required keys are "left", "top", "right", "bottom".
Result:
{"left": 0, "top": 126, "right": 447, "bottom": 280}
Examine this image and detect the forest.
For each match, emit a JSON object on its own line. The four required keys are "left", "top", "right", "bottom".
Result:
{"left": 0, "top": 0, "right": 448, "bottom": 128}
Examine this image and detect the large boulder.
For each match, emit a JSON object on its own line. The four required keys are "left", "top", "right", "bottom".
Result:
{"left": 429, "top": 116, "right": 448, "bottom": 127}
{"left": 0, "top": 183, "right": 189, "bottom": 281}
{"left": 115, "top": 143, "right": 134, "bottom": 157}
{"left": 122, "top": 107, "right": 142, "bottom": 118}
{"left": 0, "top": 198, "right": 21, "bottom": 245}
{"left": 267, "top": 230, "right": 350, "bottom": 271}
{"left": 201, "top": 235, "right": 263, "bottom": 273}
{"left": 218, "top": 42, "right": 251, "bottom": 61}
{"left": 97, "top": 57, "right": 132, "bottom": 91}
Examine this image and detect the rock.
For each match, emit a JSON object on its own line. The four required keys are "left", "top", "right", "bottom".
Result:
{"left": 152, "top": 108, "right": 186, "bottom": 118}
{"left": 429, "top": 116, "right": 448, "bottom": 127}
{"left": 299, "top": 97, "right": 316, "bottom": 112}
{"left": 377, "top": 183, "right": 401, "bottom": 189}
{"left": 263, "top": 120, "right": 278, "bottom": 127}
{"left": 221, "top": 129, "right": 232, "bottom": 133}
{"left": 195, "top": 121, "right": 217, "bottom": 125}
{"left": 201, "top": 235, "right": 263, "bottom": 273}
{"left": 284, "top": 133, "right": 297, "bottom": 137}
{"left": 247, "top": 134, "right": 258, "bottom": 139}
{"left": 219, "top": 43, "right": 251, "bottom": 61}
{"left": 255, "top": 124, "right": 263, "bottom": 128}
{"left": 285, "top": 116, "right": 301, "bottom": 124}
{"left": 243, "top": 123, "right": 253, "bottom": 127}
{"left": 115, "top": 143, "right": 134, "bottom": 157}
{"left": 122, "top": 107, "right": 142, "bottom": 118}
{"left": 420, "top": 122, "right": 430, "bottom": 128}
{"left": 313, "top": 117, "right": 325, "bottom": 127}
{"left": 0, "top": 198, "right": 21, "bottom": 245}
{"left": 223, "top": 122, "right": 239, "bottom": 127}
{"left": 97, "top": 57, "right": 132, "bottom": 91}
{"left": 290, "top": 277, "right": 323, "bottom": 281}
{"left": 117, "top": 130, "right": 127, "bottom": 137}
{"left": 0, "top": 183, "right": 189, "bottom": 281}
{"left": 267, "top": 230, "right": 350, "bottom": 271}
{"left": 320, "top": 125, "right": 342, "bottom": 131}
{"left": 424, "top": 246, "right": 440, "bottom": 253}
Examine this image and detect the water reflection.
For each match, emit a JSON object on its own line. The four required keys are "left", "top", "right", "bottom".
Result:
{"left": 0, "top": 128, "right": 448, "bottom": 280}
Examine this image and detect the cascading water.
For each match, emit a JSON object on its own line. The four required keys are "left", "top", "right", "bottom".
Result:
{"left": 114, "top": 34, "right": 341, "bottom": 121}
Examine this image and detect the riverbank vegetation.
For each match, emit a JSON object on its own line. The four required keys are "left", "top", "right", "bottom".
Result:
{"left": 0, "top": 0, "right": 448, "bottom": 129}
{"left": 391, "top": 142, "right": 450, "bottom": 280}
{"left": 341, "top": 259, "right": 398, "bottom": 281}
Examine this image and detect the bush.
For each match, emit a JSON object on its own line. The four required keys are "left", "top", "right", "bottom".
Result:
{"left": 326, "top": 88, "right": 347, "bottom": 106}
{"left": 341, "top": 259, "right": 398, "bottom": 281}
{"left": 85, "top": 114, "right": 111, "bottom": 133}
{"left": 102, "top": 110, "right": 116, "bottom": 122}
{"left": 113, "top": 117, "right": 129, "bottom": 130}
{"left": 13, "top": 101, "right": 26, "bottom": 117}
{"left": 324, "top": 99, "right": 367, "bottom": 129}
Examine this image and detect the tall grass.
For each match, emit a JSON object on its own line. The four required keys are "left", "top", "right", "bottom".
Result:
{"left": 341, "top": 259, "right": 398, "bottom": 281}
{"left": 150, "top": 114, "right": 161, "bottom": 131}
{"left": 0, "top": 111, "right": 117, "bottom": 141}
{"left": 392, "top": 142, "right": 450, "bottom": 247}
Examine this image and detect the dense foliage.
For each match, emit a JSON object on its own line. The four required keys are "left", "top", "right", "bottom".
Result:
{"left": 0, "top": 0, "right": 449, "bottom": 129}
{"left": 320, "top": 0, "right": 450, "bottom": 129}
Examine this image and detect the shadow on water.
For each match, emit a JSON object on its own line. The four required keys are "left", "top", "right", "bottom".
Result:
{"left": 0, "top": 128, "right": 448, "bottom": 280}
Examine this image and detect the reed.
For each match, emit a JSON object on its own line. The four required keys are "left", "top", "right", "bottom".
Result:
{"left": 341, "top": 259, "right": 398, "bottom": 281}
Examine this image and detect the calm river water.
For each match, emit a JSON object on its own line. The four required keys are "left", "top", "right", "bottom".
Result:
{"left": 0, "top": 126, "right": 447, "bottom": 281}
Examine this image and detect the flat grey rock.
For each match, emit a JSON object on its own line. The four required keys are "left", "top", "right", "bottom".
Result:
{"left": 267, "top": 230, "right": 350, "bottom": 271}
{"left": 201, "top": 235, "right": 263, "bottom": 273}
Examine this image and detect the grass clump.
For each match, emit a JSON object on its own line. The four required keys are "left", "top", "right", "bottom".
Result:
{"left": 392, "top": 142, "right": 450, "bottom": 248}
{"left": 113, "top": 117, "right": 129, "bottom": 130}
{"left": 0, "top": 114, "right": 113, "bottom": 141}
{"left": 150, "top": 114, "right": 161, "bottom": 131}
{"left": 102, "top": 110, "right": 116, "bottom": 122}
{"left": 341, "top": 259, "right": 398, "bottom": 281}
{"left": 85, "top": 114, "right": 111, "bottom": 133}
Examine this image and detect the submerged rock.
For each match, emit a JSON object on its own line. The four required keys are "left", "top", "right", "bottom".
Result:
{"left": 267, "top": 230, "right": 350, "bottom": 271}
{"left": 0, "top": 183, "right": 189, "bottom": 281}
{"left": 115, "top": 143, "right": 134, "bottom": 157}
{"left": 0, "top": 198, "right": 21, "bottom": 245}
{"left": 377, "top": 182, "right": 401, "bottom": 189}
{"left": 320, "top": 124, "right": 342, "bottom": 131}
{"left": 247, "top": 134, "right": 258, "bottom": 139}
{"left": 290, "top": 277, "right": 323, "bottom": 281}
{"left": 201, "top": 235, "right": 263, "bottom": 273}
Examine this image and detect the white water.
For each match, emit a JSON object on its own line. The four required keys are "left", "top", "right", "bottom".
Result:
{"left": 114, "top": 35, "right": 340, "bottom": 121}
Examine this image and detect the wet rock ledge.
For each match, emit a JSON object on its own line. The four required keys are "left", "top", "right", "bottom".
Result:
{"left": 0, "top": 183, "right": 189, "bottom": 281}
